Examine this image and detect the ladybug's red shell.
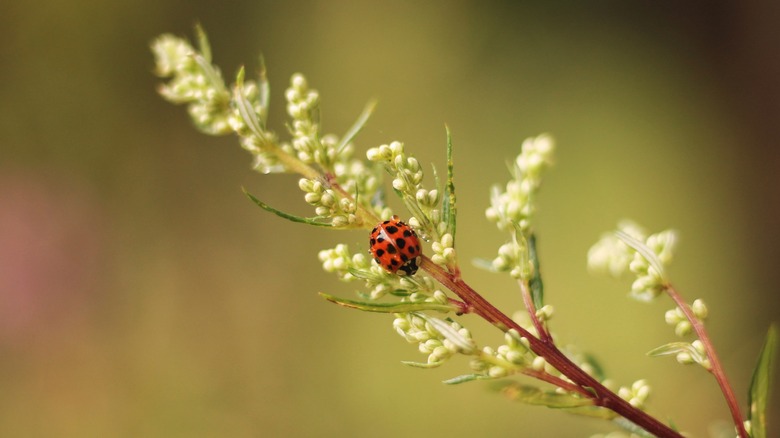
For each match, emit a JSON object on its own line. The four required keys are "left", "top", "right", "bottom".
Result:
{"left": 369, "top": 217, "right": 421, "bottom": 275}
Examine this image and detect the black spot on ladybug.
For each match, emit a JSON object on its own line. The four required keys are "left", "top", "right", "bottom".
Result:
{"left": 408, "top": 245, "right": 416, "bottom": 254}
{"left": 409, "top": 258, "right": 420, "bottom": 274}
{"left": 374, "top": 257, "right": 381, "bottom": 265}
{"left": 399, "top": 260, "right": 418, "bottom": 276}
{"left": 403, "top": 229, "right": 412, "bottom": 237}
{"left": 370, "top": 238, "right": 376, "bottom": 246}
{"left": 376, "top": 236, "right": 385, "bottom": 243}
{"left": 386, "top": 245, "right": 397, "bottom": 254}
{"left": 400, "top": 254, "right": 408, "bottom": 262}
{"left": 395, "top": 238, "right": 406, "bottom": 249}
{"left": 375, "top": 248, "right": 385, "bottom": 257}
{"left": 390, "top": 258, "right": 399, "bottom": 266}
{"left": 386, "top": 225, "right": 398, "bottom": 234}
{"left": 382, "top": 220, "right": 390, "bottom": 225}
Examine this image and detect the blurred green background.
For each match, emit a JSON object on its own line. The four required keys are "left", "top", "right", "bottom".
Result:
{"left": 1, "top": 1, "right": 778, "bottom": 436}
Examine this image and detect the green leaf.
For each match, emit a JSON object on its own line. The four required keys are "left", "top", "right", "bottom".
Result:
{"left": 471, "top": 258, "right": 497, "bottom": 272}
{"left": 646, "top": 342, "right": 693, "bottom": 357}
{"left": 189, "top": 30, "right": 226, "bottom": 97}
{"left": 442, "top": 125, "right": 457, "bottom": 240}
{"left": 194, "top": 22, "right": 211, "bottom": 63}
{"left": 614, "top": 230, "right": 666, "bottom": 279}
{"left": 318, "top": 293, "right": 457, "bottom": 313}
{"left": 647, "top": 342, "right": 709, "bottom": 368}
{"left": 558, "top": 405, "right": 616, "bottom": 420}
{"left": 443, "top": 374, "right": 492, "bottom": 385}
{"left": 612, "top": 417, "right": 657, "bottom": 437}
{"left": 400, "top": 360, "right": 442, "bottom": 369}
{"left": 335, "top": 99, "right": 377, "bottom": 156}
{"left": 748, "top": 325, "right": 777, "bottom": 438}
{"left": 528, "top": 233, "right": 544, "bottom": 310}
{"left": 345, "top": 268, "right": 385, "bottom": 282}
{"left": 581, "top": 353, "right": 606, "bottom": 382}
{"left": 243, "top": 188, "right": 333, "bottom": 227}
{"left": 257, "top": 54, "right": 269, "bottom": 126}
{"left": 415, "top": 313, "right": 476, "bottom": 353}
{"left": 492, "top": 381, "right": 593, "bottom": 408}
{"left": 234, "top": 69, "right": 265, "bottom": 138}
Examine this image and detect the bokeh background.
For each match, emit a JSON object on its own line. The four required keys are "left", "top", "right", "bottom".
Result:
{"left": 1, "top": 1, "right": 778, "bottom": 436}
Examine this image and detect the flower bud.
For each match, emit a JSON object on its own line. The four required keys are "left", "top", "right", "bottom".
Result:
{"left": 675, "top": 321, "right": 692, "bottom": 337}
{"left": 665, "top": 309, "right": 681, "bottom": 325}
{"left": 691, "top": 299, "right": 708, "bottom": 320}
{"left": 291, "top": 73, "right": 307, "bottom": 90}
{"left": 298, "top": 178, "right": 313, "bottom": 192}
{"left": 320, "top": 191, "right": 335, "bottom": 207}
{"left": 389, "top": 141, "right": 403, "bottom": 154}
{"left": 416, "top": 189, "right": 428, "bottom": 204}
{"left": 331, "top": 215, "right": 348, "bottom": 227}
{"left": 427, "top": 189, "right": 439, "bottom": 205}
{"left": 488, "top": 366, "right": 508, "bottom": 378}
{"left": 676, "top": 351, "right": 694, "bottom": 364}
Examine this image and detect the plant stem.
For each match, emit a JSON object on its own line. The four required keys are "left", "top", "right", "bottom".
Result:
{"left": 519, "top": 279, "right": 552, "bottom": 343}
{"left": 421, "top": 256, "right": 683, "bottom": 438}
{"left": 664, "top": 284, "right": 748, "bottom": 438}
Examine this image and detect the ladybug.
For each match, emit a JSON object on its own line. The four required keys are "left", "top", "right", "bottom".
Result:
{"left": 369, "top": 216, "right": 422, "bottom": 275}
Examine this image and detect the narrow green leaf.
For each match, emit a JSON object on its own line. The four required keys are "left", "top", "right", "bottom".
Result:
{"left": 612, "top": 417, "right": 657, "bottom": 437}
{"left": 558, "top": 405, "right": 616, "bottom": 420}
{"left": 647, "top": 342, "right": 693, "bottom": 357}
{"left": 415, "top": 313, "right": 475, "bottom": 353}
{"left": 335, "top": 100, "right": 377, "bottom": 156}
{"left": 431, "top": 163, "right": 440, "bottom": 204}
{"left": 471, "top": 258, "right": 497, "bottom": 272}
{"left": 189, "top": 31, "right": 226, "bottom": 97}
{"left": 748, "top": 325, "right": 777, "bottom": 438}
{"left": 243, "top": 188, "right": 333, "bottom": 227}
{"left": 234, "top": 70, "right": 265, "bottom": 138}
{"left": 257, "top": 54, "right": 270, "bottom": 126}
{"left": 647, "top": 342, "right": 708, "bottom": 367}
{"left": 614, "top": 230, "right": 665, "bottom": 279}
{"left": 492, "top": 381, "right": 593, "bottom": 408}
{"left": 528, "top": 233, "right": 544, "bottom": 310}
{"left": 400, "top": 360, "right": 442, "bottom": 369}
{"left": 442, "top": 374, "right": 491, "bottom": 385}
{"left": 194, "top": 22, "right": 211, "bottom": 62}
{"left": 345, "top": 268, "right": 382, "bottom": 281}
{"left": 581, "top": 353, "right": 606, "bottom": 382}
{"left": 318, "top": 293, "right": 456, "bottom": 313}
{"left": 442, "top": 125, "right": 457, "bottom": 239}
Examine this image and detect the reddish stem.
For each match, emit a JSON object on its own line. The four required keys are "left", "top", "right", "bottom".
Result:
{"left": 664, "top": 284, "right": 748, "bottom": 438}
{"left": 420, "top": 256, "right": 683, "bottom": 438}
{"left": 518, "top": 279, "right": 552, "bottom": 343}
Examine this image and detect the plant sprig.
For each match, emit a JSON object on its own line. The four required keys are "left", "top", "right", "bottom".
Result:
{"left": 152, "top": 26, "right": 775, "bottom": 437}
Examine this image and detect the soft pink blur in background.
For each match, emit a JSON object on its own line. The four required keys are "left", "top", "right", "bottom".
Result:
{"left": 1, "top": 2, "right": 778, "bottom": 436}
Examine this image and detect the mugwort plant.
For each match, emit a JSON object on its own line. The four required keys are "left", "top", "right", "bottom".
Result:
{"left": 151, "top": 26, "right": 775, "bottom": 437}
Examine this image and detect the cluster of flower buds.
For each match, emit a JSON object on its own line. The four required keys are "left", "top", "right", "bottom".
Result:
{"left": 393, "top": 313, "right": 475, "bottom": 365}
{"left": 486, "top": 134, "right": 554, "bottom": 233}
{"left": 299, "top": 178, "right": 358, "bottom": 227}
{"left": 151, "top": 33, "right": 233, "bottom": 135}
{"left": 588, "top": 221, "right": 677, "bottom": 302}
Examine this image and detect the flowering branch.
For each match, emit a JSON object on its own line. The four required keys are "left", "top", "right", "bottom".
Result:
{"left": 664, "top": 284, "right": 747, "bottom": 438}
{"left": 421, "top": 256, "right": 682, "bottom": 438}
{"left": 151, "top": 26, "right": 776, "bottom": 437}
